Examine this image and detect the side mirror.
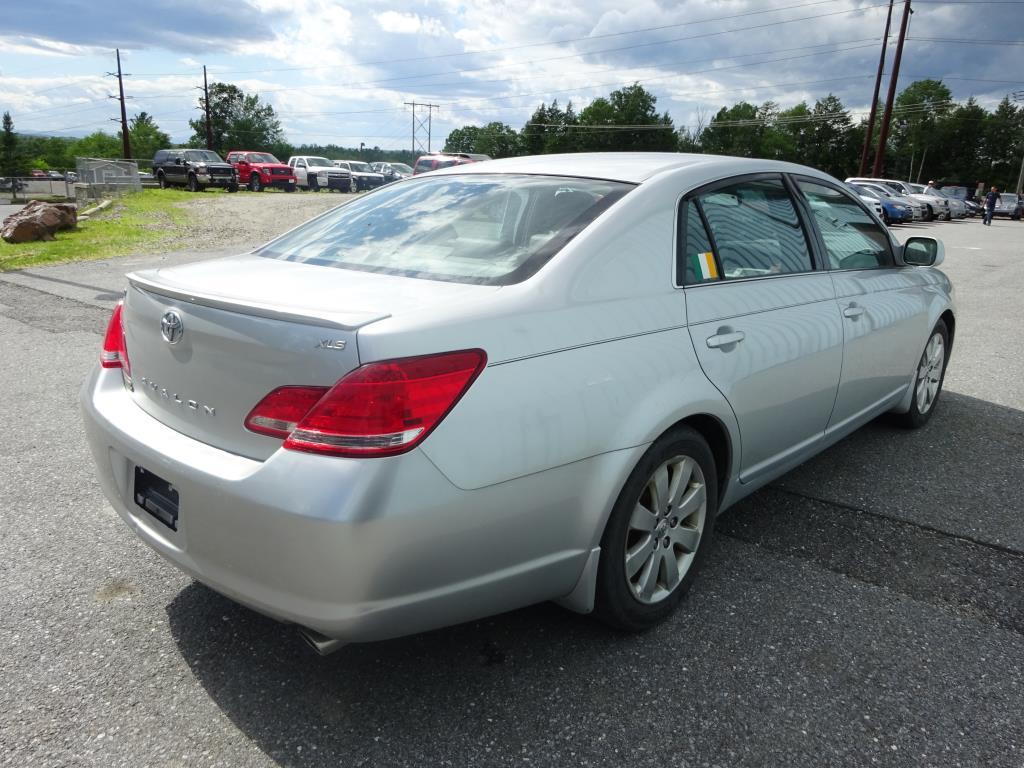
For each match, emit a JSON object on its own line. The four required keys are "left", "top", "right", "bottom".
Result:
{"left": 175, "top": 158, "right": 183, "bottom": 165}
{"left": 902, "top": 236, "right": 944, "bottom": 267}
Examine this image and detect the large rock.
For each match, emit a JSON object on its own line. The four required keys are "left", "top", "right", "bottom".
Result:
{"left": 2, "top": 200, "right": 78, "bottom": 244}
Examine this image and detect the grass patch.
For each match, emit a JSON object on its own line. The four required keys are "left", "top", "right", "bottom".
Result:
{"left": 0, "top": 189, "right": 194, "bottom": 271}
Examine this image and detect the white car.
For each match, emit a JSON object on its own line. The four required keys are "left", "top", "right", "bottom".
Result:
{"left": 287, "top": 155, "right": 350, "bottom": 192}
{"left": 915, "top": 184, "right": 967, "bottom": 219}
{"left": 846, "top": 177, "right": 950, "bottom": 221}
{"left": 81, "top": 153, "right": 955, "bottom": 654}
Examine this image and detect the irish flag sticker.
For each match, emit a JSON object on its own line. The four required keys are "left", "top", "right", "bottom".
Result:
{"left": 692, "top": 251, "right": 719, "bottom": 281}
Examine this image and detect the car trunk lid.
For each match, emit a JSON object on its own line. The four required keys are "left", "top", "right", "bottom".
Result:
{"left": 122, "top": 254, "right": 497, "bottom": 460}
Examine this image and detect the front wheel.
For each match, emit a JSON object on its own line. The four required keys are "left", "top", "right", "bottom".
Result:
{"left": 923, "top": 205, "right": 934, "bottom": 222}
{"left": 308, "top": 177, "right": 319, "bottom": 192}
{"left": 349, "top": 178, "right": 358, "bottom": 194}
{"left": 157, "top": 172, "right": 167, "bottom": 189}
{"left": 227, "top": 183, "right": 238, "bottom": 193}
{"left": 187, "top": 174, "right": 200, "bottom": 193}
{"left": 895, "top": 322, "right": 948, "bottom": 429}
{"left": 250, "top": 174, "right": 262, "bottom": 192}
{"left": 594, "top": 426, "right": 717, "bottom": 632}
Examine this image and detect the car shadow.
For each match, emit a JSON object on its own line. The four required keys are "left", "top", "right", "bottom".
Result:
{"left": 165, "top": 390, "right": 1023, "bottom": 766}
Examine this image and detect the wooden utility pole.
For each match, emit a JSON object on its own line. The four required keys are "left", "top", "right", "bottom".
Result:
{"left": 858, "top": 0, "right": 894, "bottom": 176}
{"left": 203, "top": 66, "right": 214, "bottom": 150}
{"left": 108, "top": 49, "right": 132, "bottom": 159}
{"left": 872, "top": 0, "right": 912, "bottom": 177}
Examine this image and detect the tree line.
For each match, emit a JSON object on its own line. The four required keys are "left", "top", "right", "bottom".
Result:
{"left": 4, "top": 78, "right": 1021, "bottom": 189}
{"left": 445, "top": 80, "right": 1023, "bottom": 189}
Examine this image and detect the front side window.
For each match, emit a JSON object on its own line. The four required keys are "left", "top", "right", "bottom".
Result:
{"left": 697, "top": 177, "right": 813, "bottom": 280}
{"left": 256, "top": 174, "right": 632, "bottom": 285}
{"left": 797, "top": 179, "right": 893, "bottom": 270}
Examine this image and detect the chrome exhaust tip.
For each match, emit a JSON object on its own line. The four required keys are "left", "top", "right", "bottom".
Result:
{"left": 297, "top": 626, "right": 346, "bottom": 656}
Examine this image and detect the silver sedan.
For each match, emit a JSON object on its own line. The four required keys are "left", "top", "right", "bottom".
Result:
{"left": 81, "top": 153, "right": 955, "bottom": 653}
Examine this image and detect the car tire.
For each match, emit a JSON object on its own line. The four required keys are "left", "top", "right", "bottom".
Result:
{"left": 187, "top": 174, "right": 200, "bottom": 193}
{"left": 250, "top": 175, "right": 262, "bottom": 192}
{"left": 284, "top": 185, "right": 295, "bottom": 193}
{"left": 349, "top": 178, "right": 358, "bottom": 194}
{"left": 894, "top": 321, "right": 949, "bottom": 429}
{"left": 227, "top": 183, "right": 238, "bottom": 193}
{"left": 882, "top": 211, "right": 890, "bottom": 225}
{"left": 308, "top": 178, "right": 319, "bottom": 192}
{"left": 157, "top": 172, "right": 167, "bottom": 190}
{"left": 594, "top": 426, "right": 718, "bottom": 632}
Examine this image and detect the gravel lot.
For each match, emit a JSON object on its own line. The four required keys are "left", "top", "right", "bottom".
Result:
{"left": 175, "top": 190, "right": 350, "bottom": 251}
{"left": 0, "top": 212, "right": 1022, "bottom": 767}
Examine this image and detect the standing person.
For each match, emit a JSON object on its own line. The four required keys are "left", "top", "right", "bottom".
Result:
{"left": 983, "top": 186, "right": 1001, "bottom": 226}
{"left": 924, "top": 180, "right": 939, "bottom": 196}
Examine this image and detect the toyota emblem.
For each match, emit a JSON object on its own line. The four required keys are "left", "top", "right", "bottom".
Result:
{"left": 160, "top": 310, "right": 184, "bottom": 344}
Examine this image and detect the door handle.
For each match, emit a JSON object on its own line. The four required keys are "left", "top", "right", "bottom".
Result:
{"left": 843, "top": 304, "right": 865, "bottom": 319}
{"left": 706, "top": 330, "right": 746, "bottom": 349}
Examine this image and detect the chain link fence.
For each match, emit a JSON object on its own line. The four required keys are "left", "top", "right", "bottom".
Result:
{"left": 74, "top": 158, "right": 142, "bottom": 202}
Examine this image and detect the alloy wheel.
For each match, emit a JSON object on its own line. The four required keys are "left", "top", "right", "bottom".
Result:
{"left": 624, "top": 455, "right": 707, "bottom": 605}
{"left": 916, "top": 332, "right": 945, "bottom": 414}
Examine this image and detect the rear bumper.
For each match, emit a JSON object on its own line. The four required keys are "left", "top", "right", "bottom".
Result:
{"left": 80, "top": 366, "right": 617, "bottom": 642}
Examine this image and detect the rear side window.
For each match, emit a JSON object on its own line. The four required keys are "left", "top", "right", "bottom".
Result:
{"left": 797, "top": 179, "right": 893, "bottom": 270}
{"left": 697, "top": 177, "right": 813, "bottom": 280}
{"left": 679, "top": 200, "right": 718, "bottom": 285}
{"left": 414, "top": 159, "right": 433, "bottom": 173}
{"left": 256, "top": 174, "right": 633, "bottom": 285}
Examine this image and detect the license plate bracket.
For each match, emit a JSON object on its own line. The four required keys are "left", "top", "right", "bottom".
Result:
{"left": 134, "top": 466, "right": 179, "bottom": 531}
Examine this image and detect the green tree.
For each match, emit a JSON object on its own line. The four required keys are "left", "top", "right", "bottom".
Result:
{"left": 474, "top": 122, "right": 520, "bottom": 158}
{"left": 444, "top": 125, "right": 482, "bottom": 153}
{"left": 1, "top": 111, "right": 17, "bottom": 176}
{"left": 982, "top": 96, "right": 1023, "bottom": 189}
{"left": 520, "top": 100, "right": 579, "bottom": 154}
{"left": 890, "top": 79, "right": 953, "bottom": 181}
{"left": 700, "top": 102, "right": 761, "bottom": 157}
{"left": 71, "top": 131, "right": 122, "bottom": 159}
{"left": 188, "top": 83, "right": 284, "bottom": 154}
{"left": 578, "top": 84, "right": 675, "bottom": 152}
{"left": 124, "top": 112, "right": 171, "bottom": 161}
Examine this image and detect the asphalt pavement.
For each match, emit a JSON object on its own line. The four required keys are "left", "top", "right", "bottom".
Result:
{"left": 1, "top": 215, "right": 1022, "bottom": 767}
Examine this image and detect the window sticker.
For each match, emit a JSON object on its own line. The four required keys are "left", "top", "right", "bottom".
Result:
{"left": 692, "top": 251, "right": 719, "bottom": 281}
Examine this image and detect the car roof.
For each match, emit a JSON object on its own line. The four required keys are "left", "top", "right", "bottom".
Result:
{"left": 427, "top": 152, "right": 837, "bottom": 185}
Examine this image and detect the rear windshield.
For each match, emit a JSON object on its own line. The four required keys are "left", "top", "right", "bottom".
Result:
{"left": 256, "top": 174, "right": 633, "bottom": 285}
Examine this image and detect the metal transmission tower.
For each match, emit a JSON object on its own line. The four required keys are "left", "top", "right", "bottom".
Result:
{"left": 107, "top": 48, "right": 132, "bottom": 159}
{"left": 405, "top": 102, "right": 439, "bottom": 156}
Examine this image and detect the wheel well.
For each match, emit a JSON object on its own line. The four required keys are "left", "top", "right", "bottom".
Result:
{"left": 675, "top": 414, "right": 732, "bottom": 502}
{"left": 940, "top": 310, "right": 955, "bottom": 352}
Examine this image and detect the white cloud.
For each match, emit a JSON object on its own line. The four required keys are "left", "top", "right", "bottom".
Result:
{"left": 374, "top": 11, "right": 447, "bottom": 38}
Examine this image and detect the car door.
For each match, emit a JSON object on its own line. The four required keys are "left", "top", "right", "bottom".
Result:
{"left": 165, "top": 151, "right": 186, "bottom": 185}
{"left": 792, "top": 177, "right": 930, "bottom": 432}
{"left": 681, "top": 175, "right": 844, "bottom": 484}
{"left": 292, "top": 158, "right": 308, "bottom": 187}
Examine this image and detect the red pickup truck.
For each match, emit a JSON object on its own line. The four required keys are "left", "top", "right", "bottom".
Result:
{"left": 225, "top": 151, "right": 297, "bottom": 192}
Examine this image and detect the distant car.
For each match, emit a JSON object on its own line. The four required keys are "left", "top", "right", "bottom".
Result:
{"left": 226, "top": 151, "right": 297, "bottom": 192}
{"left": 65, "top": 171, "right": 78, "bottom": 183}
{"left": 46, "top": 170, "right": 66, "bottom": 181}
{"left": 332, "top": 160, "right": 385, "bottom": 192}
{"left": 287, "top": 155, "right": 350, "bottom": 192}
{"left": 30, "top": 169, "right": 47, "bottom": 178}
{"left": 0, "top": 177, "right": 25, "bottom": 192}
{"left": 914, "top": 184, "right": 966, "bottom": 219}
{"left": 412, "top": 152, "right": 491, "bottom": 175}
{"left": 992, "top": 193, "right": 1022, "bottom": 220}
{"left": 940, "top": 186, "right": 980, "bottom": 217}
{"left": 846, "top": 177, "right": 949, "bottom": 221}
{"left": 369, "top": 161, "right": 414, "bottom": 183}
{"left": 153, "top": 149, "right": 239, "bottom": 193}
{"left": 849, "top": 184, "right": 912, "bottom": 225}
{"left": 852, "top": 181, "right": 923, "bottom": 221}
{"left": 81, "top": 153, "right": 955, "bottom": 653}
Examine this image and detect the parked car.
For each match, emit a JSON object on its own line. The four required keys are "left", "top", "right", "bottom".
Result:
{"left": 991, "top": 192, "right": 1022, "bottom": 220}
{"left": 913, "top": 184, "right": 966, "bottom": 219}
{"left": 849, "top": 183, "right": 912, "bottom": 225}
{"left": 30, "top": 169, "right": 47, "bottom": 178}
{"left": 850, "top": 181, "right": 923, "bottom": 221}
{"left": 65, "top": 171, "right": 79, "bottom": 183}
{"left": 81, "top": 153, "right": 955, "bottom": 654}
{"left": 0, "top": 177, "right": 26, "bottom": 192}
{"left": 369, "top": 161, "right": 414, "bottom": 183}
{"left": 153, "top": 149, "right": 239, "bottom": 193}
{"left": 942, "top": 186, "right": 981, "bottom": 217}
{"left": 412, "top": 152, "right": 491, "bottom": 175}
{"left": 846, "top": 177, "right": 949, "bottom": 221}
{"left": 332, "top": 160, "right": 385, "bottom": 192}
{"left": 287, "top": 155, "right": 350, "bottom": 192}
{"left": 226, "top": 151, "right": 297, "bottom": 192}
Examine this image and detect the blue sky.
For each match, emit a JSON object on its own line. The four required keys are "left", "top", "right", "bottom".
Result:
{"left": 2, "top": 0, "right": 1022, "bottom": 151}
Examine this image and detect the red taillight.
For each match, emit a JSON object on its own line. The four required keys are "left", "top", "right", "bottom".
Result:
{"left": 244, "top": 386, "right": 329, "bottom": 439}
{"left": 246, "top": 349, "right": 486, "bottom": 457}
{"left": 100, "top": 302, "right": 130, "bottom": 373}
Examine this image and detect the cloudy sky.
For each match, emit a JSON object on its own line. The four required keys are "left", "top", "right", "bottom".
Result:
{"left": 1, "top": 0, "right": 1022, "bottom": 151}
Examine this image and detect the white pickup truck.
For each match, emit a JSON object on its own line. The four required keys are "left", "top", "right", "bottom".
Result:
{"left": 287, "top": 155, "right": 351, "bottom": 192}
